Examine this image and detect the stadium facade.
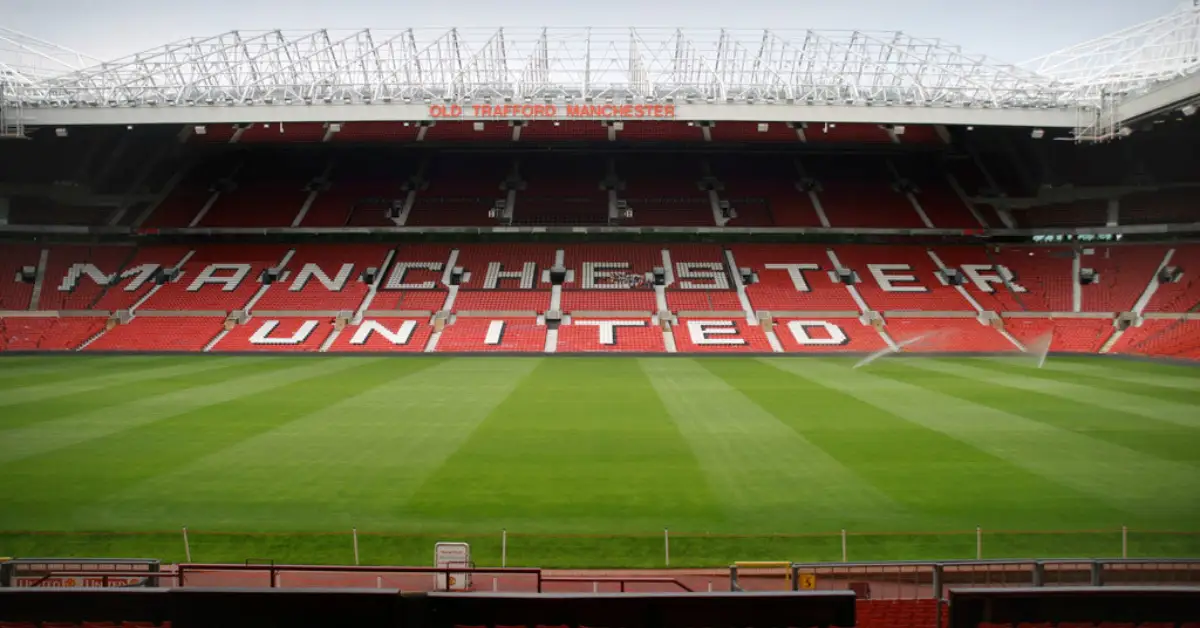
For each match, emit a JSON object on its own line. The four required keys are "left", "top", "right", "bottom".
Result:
{"left": 0, "top": 4, "right": 1198, "bottom": 357}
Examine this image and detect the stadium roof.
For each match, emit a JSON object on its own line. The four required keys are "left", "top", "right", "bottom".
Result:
{"left": 3, "top": 3, "right": 1199, "bottom": 134}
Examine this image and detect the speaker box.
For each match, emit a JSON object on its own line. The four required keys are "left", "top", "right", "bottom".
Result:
{"left": 449, "top": 266, "right": 465, "bottom": 286}
{"left": 1079, "top": 268, "right": 1098, "bottom": 285}
{"left": 940, "top": 268, "right": 965, "bottom": 286}
{"left": 836, "top": 268, "right": 857, "bottom": 285}
{"left": 549, "top": 265, "right": 567, "bottom": 286}
{"left": 260, "top": 268, "right": 281, "bottom": 285}
{"left": 15, "top": 265, "right": 35, "bottom": 283}
{"left": 1159, "top": 266, "right": 1183, "bottom": 284}
{"left": 739, "top": 266, "right": 756, "bottom": 285}
{"left": 153, "top": 267, "right": 179, "bottom": 285}
{"left": 360, "top": 267, "right": 378, "bottom": 284}
{"left": 652, "top": 266, "right": 666, "bottom": 286}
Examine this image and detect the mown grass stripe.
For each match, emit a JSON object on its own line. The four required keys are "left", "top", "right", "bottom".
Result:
{"left": 0, "top": 358, "right": 271, "bottom": 432}
{"left": 769, "top": 359, "right": 1196, "bottom": 524}
{"left": 0, "top": 356, "right": 250, "bottom": 407}
{"left": 739, "top": 358, "right": 1126, "bottom": 530}
{"left": 918, "top": 359, "right": 1200, "bottom": 429}
{"left": 0, "top": 356, "right": 171, "bottom": 385}
{"left": 85, "top": 357, "right": 530, "bottom": 533}
{"left": 869, "top": 361, "right": 1200, "bottom": 467}
{"left": 1037, "top": 358, "right": 1200, "bottom": 391}
{"left": 0, "top": 357, "right": 409, "bottom": 532}
{"left": 406, "top": 358, "right": 723, "bottom": 534}
{"left": 639, "top": 357, "right": 906, "bottom": 532}
{"left": 0, "top": 357, "right": 365, "bottom": 466}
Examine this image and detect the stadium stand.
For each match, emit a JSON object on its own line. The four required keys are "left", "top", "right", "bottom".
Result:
{"left": 733, "top": 244, "right": 861, "bottom": 313}
{"left": 37, "top": 245, "right": 137, "bottom": 311}
{"left": 435, "top": 317, "right": 547, "bottom": 352}
{"left": 775, "top": 318, "right": 890, "bottom": 352}
{"left": 836, "top": 246, "right": 975, "bottom": 312}
{"left": 1003, "top": 318, "right": 1116, "bottom": 353}
{"left": 0, "top": 317, "right": 106, "bottom": 351}
{"left": 135, "top": 245, "right": 290, "bottom": 312}
{"left": 212, "top": 316, "right": 334, "bottom": 352}
{"left": 0, "top": 244, "right": 43, "bottom": 310}
{"left": 883, "top": 317, "right": 1019, "bottom": 352}
{"left": 672, "top": 318, "right": 774, "bottom": 352}
{"left": 557, "top": 318, "right": 666, "bottom": 352}
{"left": 250, "top": 244, "right": 392, "bottom": 312}
{"left": 83, "top": 317, "right": 227, "bottom": 352}
{"left": 1109, "top": 319, "right": 1200, "bottom": 359}
{"left": 326, "top": 317, "right": 434, "bottom": 352}
{"left": 196, "top": 151, "right": 321, "bottom": 227}
{"left": 1143, "top": 245, "right": 1200, "bottom": 314}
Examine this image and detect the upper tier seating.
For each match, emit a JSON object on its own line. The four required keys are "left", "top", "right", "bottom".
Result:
{"left": 135, "top": 245, "right": 290, "bottom": 312}
{"left": 557, "top": 318, "right": 665, "bottom": 352}
{"left": 83, "top": 317, "right": 226, "bottom": 352}
{"left": 407, "top": 154, "right": 509, "bottom": 226}
{"left": 251, "top": 245, "right": 393, "bottom": 312}
{"left": 0, "top": 244, "right": 43, "bottom": 310}
{"left": 515, "top": 155, "right": 608, "bottom": 225}
{"left": 0, "top": 317, "right": 106, "bottom": 351}
{"left": 671, "top": 318, "right": 773, "bottom": 352}
{"left": 299, "top": 152, "right": 416, "bottom": 227}
{"left": 811, "top": 156, "right": 926, "bottom": 229}
{"left": 775, "top": 317, "right": 889, "bottom": 352}
{"left": 885, "top": 317, "right": 1018, "bottom": 352}
{"left": 1003, "top": 318, "right": 1115, "bottom": 353}
{"left": 892, "top": 158, "right": 982, "bottom": 229}
{"left": 731, "top": 245, "right": 860, "bottom": 312}
{"left": 141, "top": 159, "right": 233, "bottom": 228}
{"left": 618, "top": 155, "right": 712, "bottom": 226}
{"left": 710, "top": 155, "right": 805, "bottom": 227}
{"left": 435, "top": 317, "right": 546, "bottom": 352}
{"left": 197, "top": 152, "right": 322, "bottom": 227}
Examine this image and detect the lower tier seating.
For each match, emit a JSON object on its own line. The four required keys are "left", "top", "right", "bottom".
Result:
{"left": 435, "top": 317, "right": 547, "bottom": 352}
{"left": 671, "top": 318, "right": 774, "bottom": 352}
{"left": 84, "top": 317, "right": 225, "bottom": 352}
{"left": 1003, "top": 318, "right": 1115, "bottom": 353}
{"left": 557, "top": 318, "right": 665, "bottom": 352}
{"left": 884, "top": 318, "right": 1019, "bottom": 352}
{"left": 775, "top": 317, "right": 889, "bottom": 352}
{"left": 211, "top": 317, "right": 333, "bottom": 352}
{"left": 0, "top": 317, "right": 106, "bottom": 351}
{"left": 1109, "top": 319, "right": 1200, "bottom": 359}
{"left": 326, "top": 318, "right": 433, "bottom": 352}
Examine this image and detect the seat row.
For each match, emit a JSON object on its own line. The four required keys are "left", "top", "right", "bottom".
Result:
{"left": 4, "top": 243, "right": 1195, "bottom": 316}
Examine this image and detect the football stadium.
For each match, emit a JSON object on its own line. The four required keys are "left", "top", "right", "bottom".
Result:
{"left": 1, "top": 3, "right": 1200, "bottom": 626}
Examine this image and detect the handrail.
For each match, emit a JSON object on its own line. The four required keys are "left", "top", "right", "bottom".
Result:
{"left": 541, "top": 576, "right": 694, "bottom": 593}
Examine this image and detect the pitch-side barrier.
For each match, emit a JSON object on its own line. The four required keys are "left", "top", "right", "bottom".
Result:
{"left": 730, "top": 558, "right": 1200, "bottom": 598}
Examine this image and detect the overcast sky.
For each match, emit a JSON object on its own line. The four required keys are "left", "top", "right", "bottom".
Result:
{"left": 3, "top": 0, "right": 1186, "bottom": 67}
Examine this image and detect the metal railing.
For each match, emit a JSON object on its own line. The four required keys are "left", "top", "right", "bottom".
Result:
{"left": 731, "top": 558, "right": 1200, "bottom": 599}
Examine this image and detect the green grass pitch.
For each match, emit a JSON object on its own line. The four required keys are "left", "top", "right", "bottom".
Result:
{"left": 1, "top": 354, "right": 1198, "bottom": 568}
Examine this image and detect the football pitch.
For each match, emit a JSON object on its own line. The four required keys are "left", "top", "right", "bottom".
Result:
{"left": 1, "top": 354, "right": 1198, "bottom": 568}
